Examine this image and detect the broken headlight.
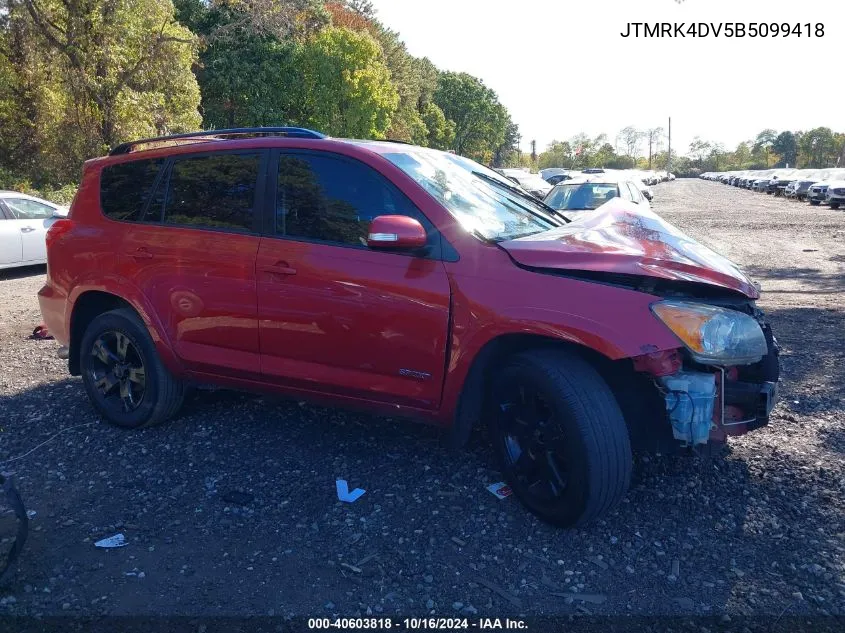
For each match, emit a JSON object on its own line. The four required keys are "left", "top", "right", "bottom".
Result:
{"left": 651, "top": 300, "right": 767, "bottom": 366}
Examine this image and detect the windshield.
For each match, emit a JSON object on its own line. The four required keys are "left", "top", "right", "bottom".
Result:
{"left": 545, "top": 182, "right": 620, "bottom": 211}
{"left": 382, "top": 149, "right": 561, "bottom": 241}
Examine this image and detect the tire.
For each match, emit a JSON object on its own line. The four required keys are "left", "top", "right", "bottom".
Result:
{"left": 809, "top": 200, "right": 820, "bottom": 206}
{"left": 79, "top": 308, "right": 185, "bottom": 429}
{"left": 830, "top": 203, "right": 840, "bottom": 210}
{"left": 488, "top": 350, "right": 632, "bottom": 527}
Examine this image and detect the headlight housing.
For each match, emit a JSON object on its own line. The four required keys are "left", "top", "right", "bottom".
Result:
{"left": 651, "top": 300, "right": 767, "bottom": 365}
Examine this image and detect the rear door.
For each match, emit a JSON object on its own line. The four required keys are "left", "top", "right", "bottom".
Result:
{"left": 112, "top": 150, "right": 267, "bottom": 378}
{"left": 255, "top": 150, "right": 451, "bottom": 409}
{"left": 0, "top": 202, "right": 23, "bottom": 266}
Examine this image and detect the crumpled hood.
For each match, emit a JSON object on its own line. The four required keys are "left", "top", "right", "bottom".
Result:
{"left": 500, "top": 199, "right": 759, "bottom": 299}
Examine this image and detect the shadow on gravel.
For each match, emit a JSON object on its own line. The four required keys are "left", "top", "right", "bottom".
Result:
{"left": 743, "top": 264, "right": 845, "bottom": 295}
{"left": 0, "top": 264, "right": 46, "bottom": 282}
{"left": 760, "top": 306, "right": 845, "bottom": 416}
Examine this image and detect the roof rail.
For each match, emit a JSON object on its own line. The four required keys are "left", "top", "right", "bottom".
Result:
{"left": 109, "top": 127, "right": 326, "bottom": 156}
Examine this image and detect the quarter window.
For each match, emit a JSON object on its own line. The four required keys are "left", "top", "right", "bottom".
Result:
{"left": 100, "top": 158, "right": 164, "bottom": 221}
{"left": 162, "top": 153, "right": 260, "bottom": 232}
{"left": 276, "top": 153, "right": 424, "bottom": 247}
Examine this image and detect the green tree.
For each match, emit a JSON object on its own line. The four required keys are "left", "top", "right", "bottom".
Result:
{"left": 798, "top": 127, "right": 838, "bottom": 168}
{"left": 296, "top": 26, "right": 398, "bottom": 138}
{"left": 772, "top": 131, "right": 798, "bottom": 167}
{"left": 538, "top": 140, "right": 573, "bottom": 170}
{"left": 433, "top": 71, "right": 510, "bottom": 162}
{"left": 688, "top": 137, "right": 712, "bottom": 168}
{"left": 1, "top": 0, "right": 201, "bottom": 185}
{"left": 752, "top": 129, "right": 777, "bottom": 167}
{"left": 592, "top": 142, "right": 616, "bottom": 168}
{"left": 420, "top": 101, "right": 454, "bottom": 150}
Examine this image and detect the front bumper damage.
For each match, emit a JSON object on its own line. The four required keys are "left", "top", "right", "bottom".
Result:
{"left": 636, "top": 315, "right": 780, "bottom": 448}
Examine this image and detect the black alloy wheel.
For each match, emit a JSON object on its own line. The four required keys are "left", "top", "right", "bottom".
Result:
{"left": 489, "top": 350, "right": 632, "bottom": 527}
{"left": 80, "top": 309, "right": 185, "bottom": 429}
{"left": 87, "top": 330, "right": 147, "bottom": 414}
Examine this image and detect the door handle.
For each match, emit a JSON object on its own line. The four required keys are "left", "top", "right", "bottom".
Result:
{"left": 20, "top": 227, "right": 36, "bottom": 233}
{"left": 262, "top": 262, "right": 297, "bottom": 276}
{"left": 129, "top": 248, "right": 153, "bottom": 260}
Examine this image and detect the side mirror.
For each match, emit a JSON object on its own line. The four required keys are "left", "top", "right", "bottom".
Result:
{"left": 367, "top": 215, "right": 427, "bottom": 251}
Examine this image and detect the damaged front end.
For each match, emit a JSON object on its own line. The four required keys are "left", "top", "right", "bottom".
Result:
{"left": 632, "top": 300, "right": 780, "bottom": 448}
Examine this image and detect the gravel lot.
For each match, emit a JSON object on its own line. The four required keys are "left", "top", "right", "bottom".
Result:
{"left": 1, "top": 179, "right": 844, "bottom": 623}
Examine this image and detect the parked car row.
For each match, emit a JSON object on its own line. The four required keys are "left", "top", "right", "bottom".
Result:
{"left": 700, "top": 168, "right": 845, "bottom": 209}
{"left": 540, "top": 167, "right": 675, "bottom": 188}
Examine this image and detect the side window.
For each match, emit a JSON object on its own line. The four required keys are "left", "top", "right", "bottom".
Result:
{"left": 101, "top": 158, "right": 164, "bottom": 221}
{"left": 5, "top": 198, "right": 55, "bottom": 220}
{"left": 619, "top": 184, "right": 634, "bottom": 202}
{"left": 276, "top": 153, "right": 425, "bottom": 247}
{"left": 626, "top": 183, "right": 641, "bottom": 203}
{"left": 163, "top": 153, "right": 260, "bottom": 232}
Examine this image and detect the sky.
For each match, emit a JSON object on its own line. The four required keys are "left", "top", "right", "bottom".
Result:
{"left": 368, "top": 0, "right": 842, "bottom": 157}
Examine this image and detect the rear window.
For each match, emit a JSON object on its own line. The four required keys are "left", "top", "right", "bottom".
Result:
{"left": 161, "top": 153, "right": 260, "bottom": 232}
{"left": 100, "top": 158, "right": 164, "bottom": 221}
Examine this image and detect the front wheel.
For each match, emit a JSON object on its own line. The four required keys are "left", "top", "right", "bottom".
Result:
{"left": 810, "top": 199, "right": 820, "bottom": 206}
{"left": 80, "top": 309, "right": 185, "bottom": 429}
{"left": 830, "top": 203, "right": 840, "bottom": 210}
{"left": 488, "top": 350, "right": 632, "bottom": 527}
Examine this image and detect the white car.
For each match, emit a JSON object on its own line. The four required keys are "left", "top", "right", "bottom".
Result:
{"left": 497, "top": 169, "right": 554, "bottom": 199}
{"left": 0, "top": 191, "right": 69, "bottom": 270}
{"left": 825, "top": 181, "right": 845, "bottom": 210}
{"left": 543, "top": 176, "right": 651, "bottom": 222}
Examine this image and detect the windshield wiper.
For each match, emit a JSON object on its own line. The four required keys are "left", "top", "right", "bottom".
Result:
{"left": 472, "top": 171, "right": 570, "bottom": 223}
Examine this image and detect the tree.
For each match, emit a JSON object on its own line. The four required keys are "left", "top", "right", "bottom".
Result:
{"left": 296, "top": 26, "right": 398, "bottom": 138}
{"left": 538, "top": 140, "right": 573, "bottom": 170}
{"left": 618, "top": 126, "right": 642, "bottom": 159}
{"left": 592, "top": 142, "right": 616, "bottom": 168}
{"left": 345, "top": 0, "right": 376, "bottom": 19}
{"left": 645, "top": 127, "right": 664, "bottom": 168}
{"left": 420, "top": 101, "right": 454, "bottom": 150}
{"left": 2, "top": 0, "right": 201, "bottom": 185}
{"left": 433, "top": 71, "right": 511, "bottom": 162}
{"left": 798, "top": 127, "right": 838, "bottom": 168}
{"left": 771, "top": 131, "right": 798, "bottom": 167}
{"left": 689, "top": 137, "right": 712, "bottom": 168}
{"left": 179, "top": 0, "right": 328, "bottom": 40}
{"left": 708, "top": 143, "right": 726, "bottom": 171}
{"left": 753, "top": 129, "right": 777, "bottom": 167}
{"left": 492, "top": 119, "right": 519, "bottom": 168}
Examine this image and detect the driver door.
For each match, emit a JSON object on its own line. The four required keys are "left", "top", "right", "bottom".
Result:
{"left": 256, "top": 151, "right": 451, "bottom": 409}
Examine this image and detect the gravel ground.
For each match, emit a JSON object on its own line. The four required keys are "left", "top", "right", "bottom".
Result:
{"left": 1, "top": 179, "right": 844, "bottom": 622}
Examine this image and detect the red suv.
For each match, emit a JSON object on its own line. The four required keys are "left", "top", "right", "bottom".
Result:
{"left": 39, "top": 127, "right": 779, "bottom": 527}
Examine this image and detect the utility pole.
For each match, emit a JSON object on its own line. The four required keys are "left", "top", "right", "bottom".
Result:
{"left": 531, "top": 139, "right": 537, "bottom": 165}
{"left": 667, "top": 117, "right": 672, "bottom": 174}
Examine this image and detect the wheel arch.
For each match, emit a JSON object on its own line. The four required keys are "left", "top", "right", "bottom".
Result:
{"left": 447, "top": 332, "right": 669, "bottom": 451}
{"left": 67, "top": 288, "right": 181, "bottom": 377}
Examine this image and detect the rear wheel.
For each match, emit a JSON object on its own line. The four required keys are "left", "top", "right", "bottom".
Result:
{"left": 810, "top": 199, "right": 820, "bottom": 206}
{"left": 830, "top": 203, "right": 840, "bottom": 210}
{"left": 80, "top": 309, "right": 184, "bottom": 429}
{"left": 488, "top": 350, "right": 632, "bottom": 527}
